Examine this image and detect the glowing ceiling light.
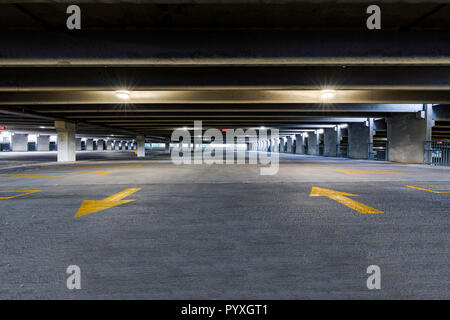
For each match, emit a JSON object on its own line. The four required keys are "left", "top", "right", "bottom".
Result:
{"left": 320, "top": 89, "right": 335, "bottom": 101}
{"left": 115, "top": 90, "right": 130, "bottom": 100}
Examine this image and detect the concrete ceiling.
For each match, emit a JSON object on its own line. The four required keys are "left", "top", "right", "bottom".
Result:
{"left": 0, "top": 1, "right": 449, "bottom": 138}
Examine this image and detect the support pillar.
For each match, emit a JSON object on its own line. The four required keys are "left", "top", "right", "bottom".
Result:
{"left": 387, "top": 105, "right": 434, "bottom": 163}
{"left": 12, "top": 134, "right": 28, "bottom": 152}
{"left": 295, "top": 134, "right": 305, "bottom": 154}
{"left": 106, "top": 140, "right": 113, "bottom": 151}
{"left": 165, "top": 139, "right": 170, "bottom": 152}
{"left": 55, "top": 121, "right": 76, "bottom": 162}
{"left": 286, "top": 137, "right": 293, "bottom": 153}
{"left": 324, "top": 127, "right": 338, "bottom": 157}
{"left": 37, "top": 135, "right": 50, "bottom": 151}
{"left": 308, "top": 132, "right": 319, "bottom": 155}
{"left": 348, "top": 121, "right": 374, "bottom": 159}
{"left": 136, "top": 136, "right": 145, "bottom": 157}
{"left": 75, "top": 138, "right": 82, "bottom": 151}
{"left": 97, "top": 139, "right": 104, "bottom": 151}
{"left": 86, "top": 139, "right": 94, "bottom": 151}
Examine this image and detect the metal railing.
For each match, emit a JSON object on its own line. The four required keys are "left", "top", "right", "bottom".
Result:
{"left": 424, "top": 140, "right": 450, "bottom": 166}
{"left": 368, "top": 141, "right": 388, "bottom": 161}
{"left": 336, "top": 143, "right": 349, "bottom": 158}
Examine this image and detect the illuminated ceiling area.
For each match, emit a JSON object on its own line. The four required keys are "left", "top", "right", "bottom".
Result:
{"left": 0, "top": 2, "right": 449, "bottom": 139}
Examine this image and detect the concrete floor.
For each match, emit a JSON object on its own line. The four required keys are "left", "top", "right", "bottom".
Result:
{"left": 0, "top": 151, "right": 449, "bottom": 299}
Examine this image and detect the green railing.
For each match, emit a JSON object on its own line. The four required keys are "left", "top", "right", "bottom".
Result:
{"left": 336, "top": 143, "right": 349, "bottom": 158}
{"left": 424, "top": 140, "right": 450, "bottom": 166}
{"left": 368, "top": 141, "right": 388, "bottom": 161}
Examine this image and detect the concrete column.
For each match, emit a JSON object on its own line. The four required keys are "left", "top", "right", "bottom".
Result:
{"left": 286, "top": 137, "right": 293, "bottom": 153}
{"left": 165, "top": 139, "right": 170, "bottom": 152}
{"left": 97, "top": 139, "right": 104, "bottom": 151}
{"left": 86, "top": 139, "right": 94, "bottom": 151}
{"left": 12, "top": 134, "right": 28, "bottom": 152}
{"left": 324, "top": 128, "right": 338, "bottom": 157}
{"left": 387, "top": 106, "right": 434, "bottom": 163}
{"left": 106, "top": 140, "right": 113, "bottom": 150}
{"left": 55, "top": 121, "right": 76, "bottom": 162}
{"left": 274, "top": 138, "right": 279, "bottom": 153}
{"left": 308, "top": 132, "right": 319, "bottom": 155}
{"left": 75, "top": 138, "right": 82, "bottom": 151}
{"left": 348, "top": 121, "right": 373, "bottom": 159}
{"left": 295, "top": 134, "right": 305, "bottom": 154}
{"left": 136, "top": 135, "right": 145, "bottom": 157}
{"left": 37, "top": 135, "right": 50, "bottom": 151}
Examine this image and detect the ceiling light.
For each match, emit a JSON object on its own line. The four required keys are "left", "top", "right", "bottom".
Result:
{"left": 115, "top": 90, "right": 130, "bottom": 100}
{"left": 320, "top": 89, "right": 335, "bottom": 101}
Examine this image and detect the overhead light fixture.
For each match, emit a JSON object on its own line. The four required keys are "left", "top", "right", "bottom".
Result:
{"left": 320, "top": 89, "right": 335, "bottom": 101}
{"left": 115, "top": 90, "right": 130, "bottom": 100}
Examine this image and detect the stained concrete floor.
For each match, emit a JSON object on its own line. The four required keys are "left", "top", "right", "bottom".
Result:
{"left": 0, "top": 151, "right": 449, "bottom": 299}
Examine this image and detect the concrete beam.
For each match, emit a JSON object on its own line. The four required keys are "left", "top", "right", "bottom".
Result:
{"left": 1, "top": 31, "right": 449, "bottom": 66}
{"left": 1, "top": 90, "right": 450, "bottom": 104}
{"left": 1, "top": 67, "right": 449, "bottom": 90}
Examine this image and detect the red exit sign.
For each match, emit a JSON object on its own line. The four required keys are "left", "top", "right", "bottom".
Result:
{"left": 0, "top": 126, "right": 5, "bottom": 130}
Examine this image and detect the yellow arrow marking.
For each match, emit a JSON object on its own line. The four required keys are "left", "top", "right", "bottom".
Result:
{"left": 0, "top": 190, "right": 40, "bottom": 200}
{"left": 309, "top": 187, "right": 383, "bottom": 214}
{"left": 75, "top": 188, "right": 141, "bottom": 218}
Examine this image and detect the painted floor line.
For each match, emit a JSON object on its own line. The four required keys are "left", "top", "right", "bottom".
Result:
{"left": 405, "top": 185, "right": 450, "bottom": 193}
{"left": 0, "top": 172, "right": 112, "bottom": 178}
{"left": 336, "top": 169, "right": 409, "bottom": 174}
{"left": 0, "top": 190, "right": 41, "bottom": 199}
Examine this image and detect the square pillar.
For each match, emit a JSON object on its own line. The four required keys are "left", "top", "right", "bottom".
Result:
{"left": 349, "top": 121, "right": 374, "bottom": 159}
{"left": 165, "top": 139, "right": 170, "bottom": 152}
{"left": 55, "top": 121, "right": 76, "bottom": 162}
{"left": 324, "top": 127, "right": 338, "bottom": 157}
{"left": 307, "top": 132, "right": 319, "bottom": 155}
{"left": 86, "top": 139, "right": 94, "bottom": 151}
{"left": 387, "top": 106, "right": 434, "bottom": 163}
{"left": 97, "top": 139, "right": 105, "bottom": 151}
{"left": 37, "top": 135, "right": 50, "bottom": 151}
{"left": 12, "top": 134, "right": 28, "bottom": 152}
{"left": 75, "top": 138, "right": 82, "bottom": 151}
{"left": 106, "top": 140, "right": 113, "bottom": 150}
{"left": 295, "top": 134, "right": 305, "bottom": 154}
{"left": 136, "top": 136, "right": 145, "bottom": 157}
{"left": 286, "top": 137, "right": 293, "bottom": 153}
